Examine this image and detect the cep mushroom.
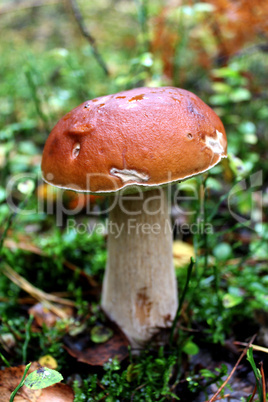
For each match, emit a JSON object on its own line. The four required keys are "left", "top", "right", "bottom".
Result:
{"left": 41, "top": 87, "right": 227, "bottom": 347}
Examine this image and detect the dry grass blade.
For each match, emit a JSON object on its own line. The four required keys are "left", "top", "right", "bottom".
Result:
{"left": 207, "top": 395, "right": 231, "bottom": 401}
{"left": 4, "top": 237, "right": 98, "bottom": 286}
{"left": 260, "top": 362, "right": 266, "bottom": 402}
{"left": 68, "top": 0, "right": 110, "bottom": 76}
{"left": 64, "top": 260, "right": 98, "bottom": 287}
{"left": 4, "top": 239, "right": 44, "bottom": 256}
{"left": 248, "top": 384, "right": 257, "bottom": 402}
{"left": 234, "top": 341, "right": 268, "bottom": 354}
{"left": 207, "top": 334, "right": 257, "bottom": 402}
{"left": 1, "top": 263, "right": 74, "bottom": 318}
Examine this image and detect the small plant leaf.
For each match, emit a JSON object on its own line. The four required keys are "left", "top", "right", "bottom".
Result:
{"left": 9, "top": 362, "right": 32, "bottom": 402}
{"left": 182, "top": 340, "right": 200, "bottom": 356}
{"left": 38, "top": 354, "right": 58, "bottom": 369}
{"left": 246, "top": 347, "right": 263, "bottom": 400}
{"left": 91, "top": 325, "right": 113, "bottom": 343}
{"left": 222, "top": 293, "right": 243, "bottom": 308}
{"left": 24, "top": 367, "right": 63, "bottom": 390}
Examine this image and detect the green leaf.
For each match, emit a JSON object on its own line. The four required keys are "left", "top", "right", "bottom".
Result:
{"left": 209, "top": 94, "right": 230, "bottom": 105}
{"left": 213, "top": 243, "right": 232, "bottom": 261}
{"left": 247, "top": 348, "right": 261, "bottom": 381}
{"left": 91, "top": 325, "right": 113, "bottom": 343}
{"left": 24, "top": 367, "right": 63, "bottom": 390}
{"left": 246, "top": 347, "right": 263, "bottom": 400}
{"left": 212, "top": 82, "right": 231, "bottom": 94}
{"left": 228, "top": 154, "right": 248, "bottom": 178}
{"left": 183, "top": 340, "right": 199, "bottom": 355}
{"left": 140, "top": 53, "right": 153, "bottom": 67}
{"left": 222, "top": 293, "right": 243, "bottom": 308}
{"left": 229, "top": 88, "right": 251, "bottom": 102}
{"left": 239, "top": 121, "right": 256, "bottom": 134}
{"left": 0, "top": 187, "right": 6, "bottom": 203}
{"left": 17, "top": 179, "right": 35, "bottom": 195}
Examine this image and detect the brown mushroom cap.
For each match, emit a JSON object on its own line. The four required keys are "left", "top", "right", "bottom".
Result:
{"left": 41, "top": 87, "right": 227, "bottom": 193}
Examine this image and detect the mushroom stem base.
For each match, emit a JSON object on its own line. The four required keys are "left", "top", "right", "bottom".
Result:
{"left": 101, "top": 188, "right": 178, "bottom": 347}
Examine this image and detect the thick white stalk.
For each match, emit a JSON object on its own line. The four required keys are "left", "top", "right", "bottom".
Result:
{"left": 101, "top": 188, "right": 178, "bottom": 347}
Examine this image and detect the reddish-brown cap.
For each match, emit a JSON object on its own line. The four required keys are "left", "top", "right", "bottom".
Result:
{"left": 41, "top": 87, "right": 227, "bottom": 193}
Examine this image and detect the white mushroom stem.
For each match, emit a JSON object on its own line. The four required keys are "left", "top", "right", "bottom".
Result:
{"left": 101, "top": 188, "right": 178, "bottom": 347}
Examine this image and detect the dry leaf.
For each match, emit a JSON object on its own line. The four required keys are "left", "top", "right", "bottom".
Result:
{"left": 64, "top": 323, "right": 129, "bottom": 366}
{"left": 0, "top": 363, "right": 74, "bottom": 402}
{"left": 38, "top": 355, "right": 58, "bottom": 369}
{"left": 29, "top": 303, "right": 74, "bottom": 328}
{"left": 37, "top": 383, "right": 74, "bottom": 402}
{"left": 173, "top": 241, "right": 194, "bottom": 268}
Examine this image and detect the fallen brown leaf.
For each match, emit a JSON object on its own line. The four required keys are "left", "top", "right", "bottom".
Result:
{"left": 64, "top": 323, "right": 129, "bottom": 366}
{"left": 37, "top": 382, "right": 74, "bottom": 402}
{"left": 0, "top": 363, "right": 74, "bottom": 402}
{"left": 29, "top": 303, "right": 74, "bottom": 328}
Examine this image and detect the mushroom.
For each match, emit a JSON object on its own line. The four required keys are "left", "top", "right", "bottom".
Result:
{"left": 41, "top": 87, "right": 227, "bottom": 347}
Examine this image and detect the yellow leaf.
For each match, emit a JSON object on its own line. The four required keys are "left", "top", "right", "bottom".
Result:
{"left": 173, "top": 241, "right": 194, "bottom": 269}
{"left": 38, "top": 355, "right": 58, "bottom": 370}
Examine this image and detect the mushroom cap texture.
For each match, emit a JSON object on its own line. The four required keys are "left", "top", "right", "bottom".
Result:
{"left": 41, "top": 87, "right": 227, "bottom": 193}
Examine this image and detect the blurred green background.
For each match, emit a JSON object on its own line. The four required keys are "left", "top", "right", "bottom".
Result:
{"left": 0, "top": 0, "right": 268, "bottom": 400}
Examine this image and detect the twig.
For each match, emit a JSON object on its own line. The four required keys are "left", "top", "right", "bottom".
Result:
{"left": 24, "top": 67, "right": 50, "bottom": 133}
{"left": 234, "top": 341, "right": 268, "bottom": 354}
{"left": 207, "top": 395, "right": 231, "bottom": 401}
{"left": 207, "top": 334, "right": 257, "bottom": 402}
{"left": 248, "top": 384, "right": 257, "bottom": 402}
{"left": 131, "top": 383, "right": 147, "bottom": 401}
{"left": 4, "top": 238, "right": 44, "bottom": 256}
{"left": 4, "top": 237, "right": 98, "bottom": 287}
{"left": 64, "top": 259, "right": 98, "bottom": 287}
{"left": 1, "top": 263, "right": 74, "bottom": 318}
{"left": 260, "top": 362, "right": 266, "bottom": 402}
{"left": 0, "top": 291, "right": 83, "bottom": 304}
{"left": 68, "top": 0, "right": 110, "bottom": 76}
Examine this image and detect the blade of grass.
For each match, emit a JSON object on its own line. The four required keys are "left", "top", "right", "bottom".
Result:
{"left": 0, "top": 212, "right": 16, "bottom": 253}
{"left": 0, "top": 351, "right": 11, "bottom": 367}
{"left": 0, "top": 263, "right": 69, "bottom": 318}
{"left": 169, "top": 257, "right": 195, "bottom": 344}
{"left": 9, "top": 362, "right": 32, "bottom": 402}
{"left": 208, "top": 334, "right": 256, "bottom": 402}
{"left": 68, "top": 0, "right": 110, "bottom": 76}
{"left": 0, "top": 191, "right": 33, "bottom": 254}
{"left": 247, "top": 347, "right": 263, "bottom": 399}
{"left": 24, "top": 67, "right": 50, "bottom": 133}
{"left": 22, "top": 315, "right": 34, "bottom": 364}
